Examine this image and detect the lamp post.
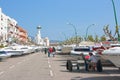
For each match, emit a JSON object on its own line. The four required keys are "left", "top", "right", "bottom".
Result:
{"left": 61, "top": 32, "right": 67, "bottom": 44}
{"left": 85, "top": 24, "right": 95, "bottom": 41}
{"left": 111, "top": 0, "right": 119, "bottom": 40}
{"left": 67, "top": 22, "right": 77, "bottom": 46}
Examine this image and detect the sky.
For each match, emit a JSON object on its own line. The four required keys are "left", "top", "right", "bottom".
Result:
{"left": 0, "top": 0, "right": 120, "bottom": 41}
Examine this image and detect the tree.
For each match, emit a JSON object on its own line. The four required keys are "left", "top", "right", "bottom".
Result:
{"left": 87, "top": 35, "right": 94, "bottom": 42}
{"left": 100, "top": 35, "right": 106, "bottom": 41}
{"left": 95, "top": 35, "right": 99, "bottom": 42}
{"left": 103, "top": 25, "right": 118, "bottom": 41}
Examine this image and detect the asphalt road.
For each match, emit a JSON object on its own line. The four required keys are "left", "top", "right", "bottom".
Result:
{"left": 0, "top": 52, "right": 52, "bottom": 80}
{"left": 0, "top": 52, "right": 120, "bottom": 80}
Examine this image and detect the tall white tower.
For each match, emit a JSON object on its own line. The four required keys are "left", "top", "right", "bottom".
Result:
{"left": 37, "top": 25, "right": 41, "bottom": 39}
{"left": 35, "top": 25, "right": 43, "bottom": 45}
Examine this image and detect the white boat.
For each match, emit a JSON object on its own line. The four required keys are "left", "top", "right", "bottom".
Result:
{"left": 20, "top": 46, "right": 35, "bottom": 54}
{"left": 101, "top": 47, "right": 120, "bottom": 68}
{"left": 0, "top": 51, "right": 11, "bottom": 61}
{"left": 0, "top": 47, "right": 24, "bottom": 56}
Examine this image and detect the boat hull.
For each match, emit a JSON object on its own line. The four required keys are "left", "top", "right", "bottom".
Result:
{"left": 101, "top": 47, "right": 120, "bottom": 68}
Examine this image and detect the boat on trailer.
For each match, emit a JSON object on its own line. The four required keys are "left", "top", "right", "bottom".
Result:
{"left": 101, "top": 47, "right": 120, "bottom": 69}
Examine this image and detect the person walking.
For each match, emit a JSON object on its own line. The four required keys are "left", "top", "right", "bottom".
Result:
{"left": 81, "top": 53, "right": 89, "bottom": 71}
{"left": 48, "top": 47, "right": 53, "bottom": 57}
{"left": 44, "top": 47, "right": 48, "bottom": 54}
{"left": 52, "top": 47, "right": 56, "bottom": 57}
{"left": 88, "top": 52, "right": 98, "bottom": 71}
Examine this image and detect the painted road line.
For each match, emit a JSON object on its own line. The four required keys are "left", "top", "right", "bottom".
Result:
{"left": 49, "top": 65, "right": 51, "bottom": 68}
{"left": 0, "top": 71, "right": 4, "bottom": 75}
{"left": 50, "top": 70, "right": 53, "bottom": 77}
{"left": 9, "top": 65, "right": 15, "bottom": 69}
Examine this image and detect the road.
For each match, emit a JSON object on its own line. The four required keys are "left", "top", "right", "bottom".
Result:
{"left": 0, "top": 52, "right": 120, "bottom": 80}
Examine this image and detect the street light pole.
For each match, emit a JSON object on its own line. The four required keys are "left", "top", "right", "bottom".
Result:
{"left": 85, "top": 24, "right": 95, "bottom": 41}
{"left": 111, "top": 0, "right": 119, "bottom": 39}
{"left": 67, "top": 23, "right": 77, "bottom": 46}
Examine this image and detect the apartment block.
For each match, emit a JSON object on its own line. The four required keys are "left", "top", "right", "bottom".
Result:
{"left": 0, "top": 8, "right": 28, "bottom": 45}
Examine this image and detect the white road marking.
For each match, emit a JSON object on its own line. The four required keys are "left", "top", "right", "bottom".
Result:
{"left": 49, "top": 65, "right": 51, "bottom": 68}
{"left": 47, "top": 57, "right": 54, "bottom": 77}
{"left": 0, "top": 71, "right": 4, "bottom": 75}
{"left": 9, "top": 65, "right": 15, "bottom": 69}
{"left": 50, "top": 70, "right": 53, "bottom": 77}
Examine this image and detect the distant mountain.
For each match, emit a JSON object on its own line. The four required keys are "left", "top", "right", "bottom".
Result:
{"left": 50, "top": 40, "right": 62, "bottom": 43}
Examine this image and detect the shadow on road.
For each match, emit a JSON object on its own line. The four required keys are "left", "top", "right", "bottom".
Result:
{"left": 60, "top": 67, "right": 120, "bottom": 74}
{"left": 71, "top": 76, "right": 120, "bottom": 80}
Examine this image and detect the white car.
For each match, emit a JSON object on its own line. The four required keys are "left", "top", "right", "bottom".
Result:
{"left": 70, "top": 46, "right": 97, "bottom": 60}
{"left": 70, "top": 46, "right": 96, "bottom": 55}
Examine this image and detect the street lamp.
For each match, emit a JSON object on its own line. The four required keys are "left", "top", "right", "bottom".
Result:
{"left": 67, "top": 22, "right": 78, "bottom": 46}
{"left": 85, "top": 24, "right": 95, "bottom": 41}
{"left": 111, "top": 0, "right": 119, "bottom": 40}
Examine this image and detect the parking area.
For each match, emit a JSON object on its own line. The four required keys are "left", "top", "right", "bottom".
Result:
{"left": 49, "top": 54, "right": 120, "bottom": 80}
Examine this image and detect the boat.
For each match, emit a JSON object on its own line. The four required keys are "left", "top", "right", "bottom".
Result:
{"left": 101, "top": 47, "right": 120, "bottom": 68}
{"left": 0, "top": 51, "right": 11, "bottom": 61}
{"left": 20, "top": 46, "right": 35, "bottom": 54}
{"left": 0, "top": 47, "right": 24, "bottom": 56}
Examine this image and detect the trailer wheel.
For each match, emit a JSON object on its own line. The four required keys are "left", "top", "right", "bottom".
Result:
{"left": 77, "top": 63, "right": 80, "bottom": 70}
{"left": 66, "top": 60, "right": 73, "bottom": 71}
{"left": 66, "top": 60, "right": 69, "bottom": 70}
{"left": 97, "top": 60, "right": 103, "bottom": 72}
{"left": 118, "top": 67, "right": 120, "bottom": 70}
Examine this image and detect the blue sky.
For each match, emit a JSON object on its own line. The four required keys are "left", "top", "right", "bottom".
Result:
{"left": 0, "top": 0, "right": 120, "bottom": 41}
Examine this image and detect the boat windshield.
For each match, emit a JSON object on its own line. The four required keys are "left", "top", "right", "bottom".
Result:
{"left": 74, "top": 48, "right": 91, "bottom": 52}
{"left": 0, "top": 51, "right": 6, "bottom": 54}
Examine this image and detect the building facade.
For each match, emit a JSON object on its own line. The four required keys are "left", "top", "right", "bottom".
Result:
{"left": 16, "top": 25, "right": 28, "bottom": 44}
{"left": 34, "top": 26, "right": 49, "bottom": 46}
{"left": 0, "top": 8, "right": 28, "bottom": 45}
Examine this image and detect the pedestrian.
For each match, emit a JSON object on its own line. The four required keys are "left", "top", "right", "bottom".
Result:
{"left": 81, "top": 53, "right": 89, "bottom": 71}
{"left": 44, "top": 47, "right": 48, "bottom": 54}
{"left": 88, "top": 52, "right": 98, "bottom": 71}
{"left": 48, "top": 47, "right": 53, "bottom": 57}
{"left": 52, "top": 47, "right": 56, "bottom": 57}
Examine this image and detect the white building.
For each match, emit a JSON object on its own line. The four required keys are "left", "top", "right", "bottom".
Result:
{"left": 0, "top": 8, "right": 18, "bottom": 43}
{"left": 0, "top": 8, "right": 7, "bottom": 42}
{"left": 35, "top": 26, "right": 43, "bottom": 45}
{"left": 0, "top": 8, "right": 28, "bottom": 45}
{"left": 34, "top": 26, "right": 49, "bottom": 46}
{"left": 44, "top": 37, "right": 50, "bottom": 46}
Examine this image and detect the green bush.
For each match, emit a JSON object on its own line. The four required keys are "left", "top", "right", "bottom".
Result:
{"left": 0, "top": 44, "right": 4, "bottom": 48}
